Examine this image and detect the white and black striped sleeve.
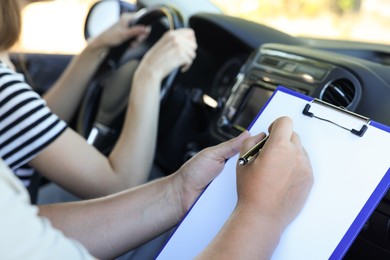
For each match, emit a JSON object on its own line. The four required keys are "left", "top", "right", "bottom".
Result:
{"left": 0, "top": 64, "right": 67, "bottom": 171}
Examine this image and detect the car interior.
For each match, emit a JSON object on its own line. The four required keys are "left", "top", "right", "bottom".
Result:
{"left": 10, "top": 0, "right": 390, "bottom": 258}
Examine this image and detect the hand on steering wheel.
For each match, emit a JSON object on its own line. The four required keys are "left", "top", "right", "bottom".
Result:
{"left": 89, "top": 12, "right": 151, "bottom": 51}
{"left": 136, "top": 28, "right": 197, "bottom": 86}
{"left": 76, "top": 5, "right": 193, "bottom": 154}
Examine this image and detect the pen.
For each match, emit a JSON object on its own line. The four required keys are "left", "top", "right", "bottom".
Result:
{"left": 237, "top": 135, "right": 269, "bottom": 166}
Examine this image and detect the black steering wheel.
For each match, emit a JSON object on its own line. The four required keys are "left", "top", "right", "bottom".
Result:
{"left": 76, "top": 5, "right": 184, "bottom": 154}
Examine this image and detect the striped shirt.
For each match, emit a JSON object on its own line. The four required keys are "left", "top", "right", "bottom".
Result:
{"left": 0, "top": 62, "right": 67, "bottom": 187}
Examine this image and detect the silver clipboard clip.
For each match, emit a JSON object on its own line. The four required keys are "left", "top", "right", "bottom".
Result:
{"left": 302, "top": 98, "right": 370, "bottom": 137}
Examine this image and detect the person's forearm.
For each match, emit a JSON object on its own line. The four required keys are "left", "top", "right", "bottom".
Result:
{"left": 40, "top": 63, "right": 161, "bottom": 194}
{"left": 108, "top": 67, "right": 161, "bottom": 187}
{"left": 196, "top": 205, "right": 282, "bottom": 260}
{"left": 108, "top": 28, "right": 199, "bottom": 187}
{"left": 43, "top": 41, "right": 108, "bottom": 122}
{"left": 38, "top": 174, "right": 183, "bottom": 260}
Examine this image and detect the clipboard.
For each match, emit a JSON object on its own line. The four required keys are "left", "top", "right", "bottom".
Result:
{"left": 156, "top": 86, "right": 390, "bottom": 260}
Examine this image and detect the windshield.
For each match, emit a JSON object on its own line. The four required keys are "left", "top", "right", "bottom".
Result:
{"left": 13, "top": 0, "right": 390, "bottom": 55}
{"left": 211, "top": 0, "right": 390, "bottom": 45}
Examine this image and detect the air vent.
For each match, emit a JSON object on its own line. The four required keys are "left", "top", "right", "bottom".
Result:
{"left": 320, "top": 79, "right": 356, "bottom": 108}
{"left": 260, "top": 56, "right": 281, "bottom": 67}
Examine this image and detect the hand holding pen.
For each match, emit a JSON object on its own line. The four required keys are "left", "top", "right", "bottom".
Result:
{"left": 238, "top": 135, "right": 269, "bottom": 166}
{"left": 235, "top": 116, "right": 313, "bottom": 230}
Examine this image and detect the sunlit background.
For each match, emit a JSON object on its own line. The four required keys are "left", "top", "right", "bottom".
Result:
{"left": 213, "top": 0, "right": 390, "bottom": 44}
{"left": 13, "top": 0, "right": 390, "bottom": 54}
{"left": 14, "top": 0, "right": 94, "bottom": 54}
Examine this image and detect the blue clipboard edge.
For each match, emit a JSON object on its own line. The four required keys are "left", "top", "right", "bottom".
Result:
{"left": 155, "top": 86, "right": 390, "bottom": 259}
{"left": 272, "top": 87, "right": 390, "bottom": 259}
{"left": 330, "top": 120, "right": 390, "bottom": 259}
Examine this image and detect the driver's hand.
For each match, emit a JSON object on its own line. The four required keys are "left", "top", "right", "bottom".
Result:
{"left": 169, "top": 130, "right": 250, "bottom": 216}
{"left": 88, "top": 12, "right": 151, "bottom": 49}
{"left": 136, "top": 28, "right": 197, "bottom": 81}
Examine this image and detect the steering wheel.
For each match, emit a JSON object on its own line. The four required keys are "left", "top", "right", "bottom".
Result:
{"left": 76, "top": 4, "right": 184, "bottom": 154}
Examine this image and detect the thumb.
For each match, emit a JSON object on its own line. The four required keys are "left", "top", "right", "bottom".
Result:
{"left": 210, "top": 131, "right": 251, "bottom": 161}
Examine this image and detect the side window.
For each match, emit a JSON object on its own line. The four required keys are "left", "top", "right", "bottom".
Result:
{"left": 13, "top": 0, "right": 96, "bottom": 54}
{"left": 211, "top": 0, "right": 390, "bottom": 45}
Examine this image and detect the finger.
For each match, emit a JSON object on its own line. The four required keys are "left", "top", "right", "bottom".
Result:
{"left": 180, "top": 49, "right": 197, "bottom": 72}
{"left": 210, "top": 131, "right": 251, "bottom": 161}
{"left": 125, "top": 25, "right": 150, "bottom": 38}
{"left": 239, "top": 132, "right": 267, "bottom": 157}
{"left": 268, "top": 116, "right": 292, "bottom": 132}
{"left": 302, "top": 146, "right": 313, "bottom": 172}
{"left": 175, "top": 28, "right": 195, "bottom": 38}
{"left": 177, "top": 38, "right": 197, "bottom": 72}
{"left": 181, "top": 64, "right": 190, "bottom": 73}
{"left": 135, "top": 26, "right": 151, "bottom": 42}
{"left": 119, "top": 12, "right": 135, "bottom": 25}
{"left": 290, "top": 131, "right": 302, "bottom": 145}
{"left": 130, "top": 26, "right": 151, "bottom": 48}
{"left": 181, "top": 64, "right": 191, "bottom": 73}
{"left": 268, "top": 116, "right": 294, "bottom": 143}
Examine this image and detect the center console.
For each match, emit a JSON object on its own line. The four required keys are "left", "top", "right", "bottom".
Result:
{"left": 213, "top": 44, "right": 362, "bottom": 140}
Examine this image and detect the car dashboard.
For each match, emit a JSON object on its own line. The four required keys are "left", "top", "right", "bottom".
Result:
{"left": 213, "top": 43, "right": 390, "bottom": 140}
{"left": 155, "top": 12, "right": 390, "bottom": 259}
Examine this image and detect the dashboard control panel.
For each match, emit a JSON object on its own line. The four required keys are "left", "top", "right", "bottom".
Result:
{"left": 214, "top": 46, "right": 361, "bottom": 139}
